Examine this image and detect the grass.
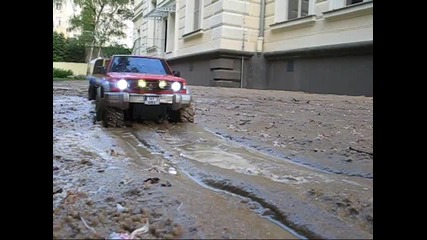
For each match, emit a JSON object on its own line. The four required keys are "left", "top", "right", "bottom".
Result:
{"left": 53, "top": 75, "right": 87, "bottom": 81}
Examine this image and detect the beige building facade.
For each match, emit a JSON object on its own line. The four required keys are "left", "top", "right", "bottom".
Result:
{"left": 53, "top": 0, "right": 134, "bottom": 48}
{"left": 53, "top": 0, "right": 80, "bottom": 38}
{"left": 132, "top": 0, "right": 373, "bottom": 96}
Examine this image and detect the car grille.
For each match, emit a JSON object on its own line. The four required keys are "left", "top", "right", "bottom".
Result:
{"left": 128, "top": 80, "right": 171, "bottom": 91}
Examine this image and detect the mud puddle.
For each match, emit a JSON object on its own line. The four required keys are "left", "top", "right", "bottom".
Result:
{"left": 125, "top": 123, "right": 373, "bottom": 239}
{"left": 103, "top": 123, "right": 372, "bottom": 238}
{"left": 54, "top": 97, "right": 297, "bottom": 239}
{"left": 54, "top": 81, "right": 372, "bottom": 239}
{"left": 104, "top": 127, "right": 300, "bottom": 239}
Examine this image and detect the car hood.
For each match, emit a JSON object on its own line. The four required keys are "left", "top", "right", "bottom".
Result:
{"left": 107, "top": 72, "right": 184, "bottom": 82}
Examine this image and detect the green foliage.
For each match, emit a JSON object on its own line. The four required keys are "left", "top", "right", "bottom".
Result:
{"left": 69, "top": 0, "right": 133, "bottom": 55}
{"left": 53, "top": 32, "right": 67, "bottom": 61}
{"left": 53, "top": 68, "right": 74, "bottom": 78}
{"left": 53, "top": 32, "right": 87, "bottom": 63}
{"left": 102, "top": 44, "right": 131, "bottom": 58}
{"left": 65, "top": 38, "right": 87, "bottom": 63}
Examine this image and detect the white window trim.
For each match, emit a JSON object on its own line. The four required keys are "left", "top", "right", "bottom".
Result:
{"left": 324, "top": 0, "right": 373, "bottom": 21}
{"left": 184, "top": 0, "right": 203, "bottom": 35}
{"left": 275, "top": 0, "right": 314, "bottom": 24}
{"left": 165, "top": 12, "right": 176, "bottom": 53}
{"left": 329, "top": 0, "right": 372, "bottom": 11}
{"left": 271, "top": 15, "right": 316, "bottom": 31}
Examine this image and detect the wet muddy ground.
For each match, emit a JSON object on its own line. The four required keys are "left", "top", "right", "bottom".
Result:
{"left": 53, "top": 81, "right": 373, "bottom": 239}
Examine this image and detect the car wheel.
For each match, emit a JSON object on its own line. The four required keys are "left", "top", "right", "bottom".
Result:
{"left": 179, "top": 104, "right": 195, "bottom": 123}
{"left": 95, "top": 89, "right": 104, "bottom": 121}
{"left": 88, "top": 85, "right": 93, "bottom": 100}
{"left": 102, "top": 107, "right": 125, "bottom": 128}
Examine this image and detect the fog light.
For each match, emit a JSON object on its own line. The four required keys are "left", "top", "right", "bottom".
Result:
{"left": 138, "top": 79, "right": 147, "bottom": 88}
{"left": 159, "top": 80, "right": 167, "bottom": 89}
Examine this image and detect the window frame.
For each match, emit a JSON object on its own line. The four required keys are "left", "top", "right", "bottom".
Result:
{"left": 184, "top": 0, "right": 203, "bottom": 34}
{"left": 55, "top": 2, "right": 62, "bottom": 10}
{"left": 275, "top": 0, "right": 314, "bottom": 23}
{"left": 329, "top": 0, "right": 371, "bottom": 11}
{"left": 193, "top": 0, "right": 201, "bottom": 30}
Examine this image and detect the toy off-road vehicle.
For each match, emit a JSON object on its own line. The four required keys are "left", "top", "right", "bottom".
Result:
{"left": 87, "top": 55, "right": 194, "bottom": 127}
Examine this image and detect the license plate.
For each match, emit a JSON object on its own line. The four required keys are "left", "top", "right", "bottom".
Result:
{"left": 145, "top": 96, "right": 160, "bottom": 105}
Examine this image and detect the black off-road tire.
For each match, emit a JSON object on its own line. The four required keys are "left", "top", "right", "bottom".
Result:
{"left": 95, "top": 90, "right": 103, "bottom": 121}
{"left": 88, "top": 85, "right": 97, "bottom": 100}
{"left": 168, "top": 105, "right": 195, "bottom": 123}
{"left": 102, "top": 107, "right": 125, "bottom": 128}
{"left": 178, "top": 105, "right": 195, "bottom": 123}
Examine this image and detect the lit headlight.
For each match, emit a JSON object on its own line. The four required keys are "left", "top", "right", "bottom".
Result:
{"left": 138, "top": 79, "right": 147, "bottom": 88}
{"left": 171, "top": 82, "right": 181, "bottom": 92}
{"left": 117, "top": 79, "right": 128, "bottom": 90}
{"left": 159, "top": 80, "right": 167, "bottom": 89}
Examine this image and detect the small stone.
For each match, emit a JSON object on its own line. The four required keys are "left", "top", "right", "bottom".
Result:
{"left": 116, "top": 203, "right": 129, "bottom": 213}
{"left": 161, "top": 181, "right": 172, "bottom": 187}
{"left": 348, "top": 207, "right": 359, "bottom": 215}
{"left": 262, "top": 209, "right": 274, "bottom": 216}
{"left": 249, "top": 204, "right": 258, "bottom": 210}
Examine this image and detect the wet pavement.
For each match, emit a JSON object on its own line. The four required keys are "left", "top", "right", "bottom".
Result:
{"left": 53, "top": 81, "right": 373, "bottom": 239}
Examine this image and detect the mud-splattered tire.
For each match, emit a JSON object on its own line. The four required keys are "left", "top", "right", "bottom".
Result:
{"left": 95, "top": 89, "right": 104, "bottom": 121}
{"left": 168, "top": 104, "right": 195, "bottom": 123}
{"left": 179, "top": 105, "right": 195, "bottom": 123}
{"left": 88, "top": 85, "right": 97, "bottom": 100}
{"left": 179, "top": 104, "right": 194, "bottom": 123}
{"left": 102, "top": 107, "right": 125, "bottom": 128}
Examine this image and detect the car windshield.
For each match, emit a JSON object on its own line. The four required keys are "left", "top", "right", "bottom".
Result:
{"left": 110, "top": 56, "right": 170, "bottom": 75}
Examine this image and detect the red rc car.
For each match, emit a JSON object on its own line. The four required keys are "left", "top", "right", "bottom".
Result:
{"left": 87, "top": 55, "right": 194, "bottom": 127}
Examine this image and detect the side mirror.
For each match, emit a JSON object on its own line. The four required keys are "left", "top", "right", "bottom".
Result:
{"left": 94, "top": 66, "right": 106, "bottom": 74}
{"left": 173, "top": 70, "right": 180, "bottom": 77}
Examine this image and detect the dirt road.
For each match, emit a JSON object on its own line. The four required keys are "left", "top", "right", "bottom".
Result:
{"left": 53, "top": 80, "right": 373, "bottom": 239}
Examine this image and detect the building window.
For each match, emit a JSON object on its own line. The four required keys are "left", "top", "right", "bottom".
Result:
{"left": 194, "top": 0, "right": 201, "bottom": 30}
{"left": 56, "top": 2, "right": 62, "bottom": 10}
{"left": 346, "top": 0, "right": 364, "bottom": 5}
{"left": 184, "top": 0, "right": 203, "bottom": 34}
{"left": 330, "top": 0, "right": 371, "bottom": 10}
{"left": 55, "top": 17, "right": 62, "bottom": 27}
{"left": 288, "top": 0, "right": 309, "bottom": 20}
{"left": 287, "top": 60, "right": 294, "bottom": 72}
{"left": 275, "top": 0, "right": 313, "bottom": 23}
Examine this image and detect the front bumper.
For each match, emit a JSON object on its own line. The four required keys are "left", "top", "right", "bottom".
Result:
{"left": 104, "top": 92, "right": 192, "bottom": 110}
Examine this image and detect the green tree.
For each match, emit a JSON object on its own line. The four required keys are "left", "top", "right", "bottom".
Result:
{"left": 102, "top": 44, "right": 131, "bottom": 58}
{"left": 69, "top": 0, "right": 133, "bottom": 63}
{"left": 65, "top": 38, "right": 87, "bottom": 63}
{"left": 53, "top": 32, "right": 67, "bottom": 61}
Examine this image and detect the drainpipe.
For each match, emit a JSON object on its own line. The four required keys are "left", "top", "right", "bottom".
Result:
{"left": 257, "top": 0, "right": 266, "bottom": 53}
{"left": 240, "top": 0, "right": 247, "bottom": 88}
{"left": 240, "top": 57, "right": 244, "bottom": 88}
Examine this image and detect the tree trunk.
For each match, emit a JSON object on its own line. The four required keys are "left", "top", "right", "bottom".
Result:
{"left": 97, "top": 46, "right": 102, "bottom": 58}
{"left": 86, "top": 39, "right": 95, "bottom": 75}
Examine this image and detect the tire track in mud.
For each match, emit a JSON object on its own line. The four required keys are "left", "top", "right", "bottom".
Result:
{"left": 181, "top": 173, "right": 314, "bottom": 239}
{"left": 54, "top": 81, "right": 372, "bottom": 239}
{"left": 210, "top": 129, "right": 373, "bottom": 179}
{"left": 104, "top": 125, "right": 300, "bottom": 239}
{"left": 113, "top": 124, "right": 305, "bottom": 238}
{"left": 122, "top": 123, "right": 372, "bottom": 239}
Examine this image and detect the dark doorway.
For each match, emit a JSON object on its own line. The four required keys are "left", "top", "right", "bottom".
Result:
{"left": 164, "top": 18, "right": 168, "bottom": 53}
